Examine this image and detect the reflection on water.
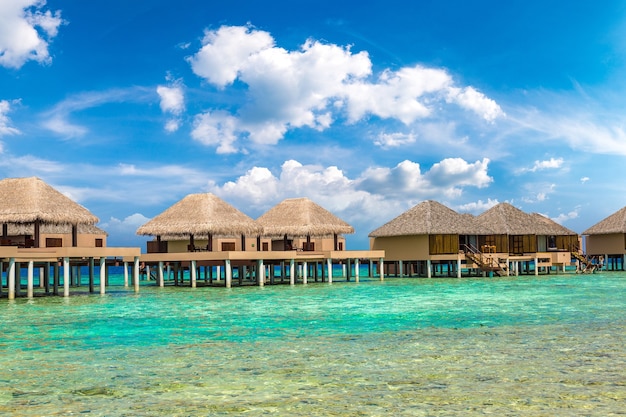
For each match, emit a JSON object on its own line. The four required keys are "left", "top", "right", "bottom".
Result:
{"left": 1, "top": 274, "right": 625, "bottom": 416}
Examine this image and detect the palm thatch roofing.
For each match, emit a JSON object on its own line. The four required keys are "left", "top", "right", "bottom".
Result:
{"left": 582, "top": 206, "right": 626, "bottom": 235}
{"left": 136, "top": 193, "right": 262, "bottom": 237}
{"left": 256, "top": 198, "right": 354, "bottom": 237}
{"left": 369, "top": 200, "right": 480, "bottom": 237}
{"left": 474, "top": 203, "right": 576, "bottom": 236}
{"left": 0, "top": 176, "right": 99, "bottom": 225}
{"left": 530, "top": 213, "right": 578, "bottom": 236}
{"left": 7, "top": 223, "right": 107, "bottom": 236}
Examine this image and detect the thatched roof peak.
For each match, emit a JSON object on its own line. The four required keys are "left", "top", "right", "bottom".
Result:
{"left": 256, "top": 197, "right": 354, "bottom": 237}
{"left": 136, "top": 193, "right": 262, "bottom": 237}
{"left": 474, "top": 202, "right": 537, "bottom": 235}
{"left": 583, "top": 206, "right": 626, "bottom": 235}
{"left": 369, "top": 200, "right": 477, "bottom": 237}
{"left": 0, "top": 176, "right": 99, "bottom": 225}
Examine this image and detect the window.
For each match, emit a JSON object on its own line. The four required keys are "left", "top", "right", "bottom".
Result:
{"left": 46, "top": 238, "right": 63, "bottom": 247}
{"left": 221, "top": 242, "right": 236, "bottom": 251}
{"left": 95, "top": 238, "right": 103, "bottom": 247}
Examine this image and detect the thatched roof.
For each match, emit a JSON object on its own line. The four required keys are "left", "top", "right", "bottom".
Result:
{"left": 0, "top": 177, "right": 99, "bottom": 225}
{"left": 7, "top": 223, "right": 107, "bottom": 236}
{"left": 256, "top": 198, "right": 354, "bottom": 237}
{"left": 583, "top": 206, "right": 626, "bottom": 235}
{"left": 475, "top": 203, "right": 576, "bottom": 236}
{"left": 136, "top": 193, "right": 262, "bottom": 237}
{"left": 369, "top": 200, "right": 479, "bottom": 237}
{"left": 530, "top": 213, "right": 578, "bottom": 236}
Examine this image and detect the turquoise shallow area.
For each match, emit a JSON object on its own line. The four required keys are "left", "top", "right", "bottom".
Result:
{"left": 1, "top": 274, "right": 625, "bottom": 416}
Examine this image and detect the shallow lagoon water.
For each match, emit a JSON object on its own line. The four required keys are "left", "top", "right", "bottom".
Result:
{"left": 1, "top": 274, "right": 625, "bottom": 416}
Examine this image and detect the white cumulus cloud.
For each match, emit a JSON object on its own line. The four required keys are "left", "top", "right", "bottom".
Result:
{"left": 374, "top": 132, "right": 417, "bottom": 148}
{"left": 0, "top": 0, "right": 64, "bottom": 69}
{"left": 186, "top": 25, "right": 504, "bottom": 153}
{"left": 156, "top": 81, "right": 185, "bottom": 132}
{"left": 0, "top": 99, "right": 20, "bottom": 137}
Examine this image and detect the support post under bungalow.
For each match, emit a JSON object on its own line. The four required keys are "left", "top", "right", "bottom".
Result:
{"left": 327, "top": 258, "right": 333, "bottom": 284}
{"left": 8, "top": 258, "right": 15, "bottom": 300}
{"left": 225, "top": 260, "right": 232, "bottom": 288}
{"left": 398, "top": 260, "right": 403, "bottom": 278}
{"left": 379, "top": 258, "right": 385, "bottom": 281}
{"left": 63, "top": 257, "right": 70, "bottom": 297}
{"left": 457, "top": 257, "right": 462, "bottom": 278}
{"left": 427, "top": 260, "right": 432, "bottom": 278}
{"left": 302, "top": 261, "right": 308, "bottom": 285}
{"left": 89, "top": 257, "right": 95, "bottom": 293}
{"left": 123, "top": 261, "right": 129, "bottom": 287}
{"left": 534, "top": 256, "right": 539, "bottom": 276}
{"left": 258, "top": 260, "right": 264, "bottom": 287}
{"left": 289, "top": 259, "right": 295, "bottom": 285}
{"left": 190, "top": 260, "right": 197, "bottom": 288}
{"left": 354, "top": 259, "right": 360, "bottom": 283}
{"left": 133, "top": 257, "right": 140, "bottom": 293}
{"left": 158, "top": 261, "right": 164, "bottom": 287}
{"left": 27, "top": 260, "right": 34, "bottom": 299}
{"left": 99, "top": 257, "right": 106, "bottom": 295}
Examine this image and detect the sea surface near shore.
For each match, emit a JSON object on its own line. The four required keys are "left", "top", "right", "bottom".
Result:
{"left": 1, "top": 273, "right": 624, "bottom": 416}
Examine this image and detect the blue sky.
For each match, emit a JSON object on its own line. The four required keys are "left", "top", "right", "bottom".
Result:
{"left": 1, "top": 0, "right": 626, "bottom": 249}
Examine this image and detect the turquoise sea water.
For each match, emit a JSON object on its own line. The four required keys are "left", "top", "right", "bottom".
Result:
{"left": 1, "top": 273, "right": 625, "bottom": 416}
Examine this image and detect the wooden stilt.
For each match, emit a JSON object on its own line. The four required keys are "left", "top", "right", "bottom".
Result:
{"left": 133, "top": 257, "right": 140, "bottom": 293}
{"left": 27, "top": 260, "right": 34, "bottom": 298}
{"left": 8, "top": 258, "right": 15, "bottom": 300}
{"left": 100, "top": 257, "right": 106, "bottom": 295}
{"left": 63, "top": 257, "right": 70, "bottom": 297}
{"left": 89, "top": 257, "right": 95, "bottom": 293}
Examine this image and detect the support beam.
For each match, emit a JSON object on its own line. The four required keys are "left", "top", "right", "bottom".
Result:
{"left": 457, "top": 257, "right": 462, "bottom": 279}
{"left": 123, "top": 261, "right": 129, "bottom": 287}
{"left": 289, "top": 259, "right": 295, "bottom": 285}
{"left": 302, "top": 261, "right": 308, "bottom": 284}
{"left": 190, "top": 260, "right": 197, "bottom": 288}
{"left": 8, "top": 258, "right": 15, "bottom": 300}
{"left": 63, "top": 257, "right": 70, "bottom": 297}
{"left": 327, "top": 258, "right": 333, "bottom": 284}
{"left": 27, "top": 260, "right": 34, "bottom": 298}
{"left": 158, "top": 261, "right": 164, "bottom": 287}
{"left": 225, "top": 260, "right": 232, "bottom": 288}
{"left": 355, "top": 259, "right": 360, "bottom": 283}
{"left": 100, "top": 257, "right": 106, "bottom": 294}
{"left": 89, "top": 258, "right": 95, "bottom": 293}
{"left": 379, "top": 258, "right": 385, "bottom": 281}
{"left": 133, "top": 257, "right": 140, "bottom": 293}
{"left": 258, "top": 260, "right": 264, "bottom": 287}
{"left": 427, "top": 260, "right": 432, "bottom": 278}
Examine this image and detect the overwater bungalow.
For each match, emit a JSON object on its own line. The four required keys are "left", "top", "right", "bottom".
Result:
{"left": 474, "top": 203, "right": 579, "bottom": 274}
{"left": 136, "top": 195, "right": 384, "bottom": 287}
{"left": 256, "top": 197, "right": 353, "bottom": 252}
{"left": 0, "top": 177, "right": 140, "bottom": 299}
{"left": 582, "top": 206, "right": 626, "bottom": 271}
{"left": 137, "top": 193, "right": 263, "bottom": 253}
{"left": 369, "top": 200, "right": 481, "bottom": 277}
{"left": 369, "top": 200, "right": 580, "bottom": 277}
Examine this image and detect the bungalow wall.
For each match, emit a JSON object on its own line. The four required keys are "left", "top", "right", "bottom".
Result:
{"left": 2, "top": 232, "right": 106, "bottom": 248}
{"left": 370, "top": 235, "right": 429, "bottom": 261}
{"left": 159, "top": 235, "right": 344, "bottom": 253}
{"left": 478, "top": 234, "right": 509, "bottom": 253}
{"left": 428, "top": 234, "right": 459, "bottom": 254}
{"left": 585, "top": 233, "right": 626, "bottom": 255}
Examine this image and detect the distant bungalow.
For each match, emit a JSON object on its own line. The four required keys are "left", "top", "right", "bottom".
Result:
{"left": 583, "top": 206, "right": 626, "bottom": 271}
{"left": 0, "top": 177, "right": 140, "bottom": 299}
{"left": 137, "top": 194, "right": 380, "bottom": 288}
{"left": 369, "top": 201, "right": 580, "bottom": 277}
